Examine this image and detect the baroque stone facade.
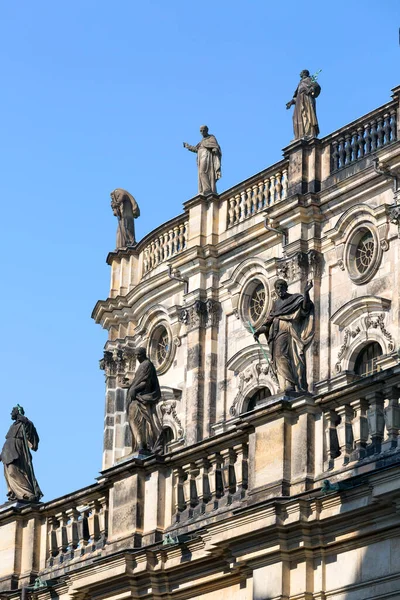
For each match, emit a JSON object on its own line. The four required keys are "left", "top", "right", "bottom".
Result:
{"left": 2, "top": 84, "right": 400, "bottom": 600}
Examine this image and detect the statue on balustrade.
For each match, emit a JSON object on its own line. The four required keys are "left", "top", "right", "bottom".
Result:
{"left": 254, "top": 279, "right": 314, "bottom": 394}
{"left": 286, "top": 70, "right": 321, "bottom": 140}
{"left": 183, "top": 125, "right": 222, "bottom": 196}
{"left": 126, "top": 347, "right": 164, "bottom": 454}
{"left": 0, "top": 405, "right": 43, "bottom": 503}
{"left": 110, "top": 188, "right": 140, "bottom": 248}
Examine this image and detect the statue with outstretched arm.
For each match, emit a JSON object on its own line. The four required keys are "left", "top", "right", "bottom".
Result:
{"left": 286, "top": 70, "right": 321, "bottom": 140}
{"left": 254, "top": 280, "right": 314, "bottom": 394}
{"left": 183, "top": 125, "right": 222, "bottom": 195}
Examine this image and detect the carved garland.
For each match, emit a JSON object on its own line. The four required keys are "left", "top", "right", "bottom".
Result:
{"left": 364, "top": 313, "right": 395, "bottom": 351}
{"left": 335, "top": 327, "right": 361, "bottom": 373}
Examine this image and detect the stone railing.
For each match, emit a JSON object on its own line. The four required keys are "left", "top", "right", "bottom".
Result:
{"left": 224, "top": 163, "right": 289, "bottom": 228}
{"left": 330, "top": 105, "right": 397, "bottom": 172}
{"left": 172, "top": 440, "right": 248, "bottom": 522}
{"left": 320, "top": 384, "right": 400, "bottom": 472}
{"left": 46, "top": 489, "right": 109, "bottom": 567}
{"left": 142, "top": 217, "right": 188, "bottom": 274}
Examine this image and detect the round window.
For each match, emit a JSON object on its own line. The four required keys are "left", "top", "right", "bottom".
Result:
{"left": 149, "top": 323, "right": 173, "bottom": 374}
{"left": 249, "top": 283, "right": 266, "bottom": 324}
{"left": 345, "top": 226, "right": 381, "bottom": 284}
{"left": 239, "top": 278, "right": 269, "bottom": 328}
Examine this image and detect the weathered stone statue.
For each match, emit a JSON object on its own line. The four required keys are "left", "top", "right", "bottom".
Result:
{"left": 254, "top": 279, "right": 314, "bottom": 394}
{"left": 0, "top": 406, "right": 43, "bottom": 503}
{"left": 286, "top": 70, "right": 321, "bottom": 139}
{"left": 183, "top": 125, "right": 222, "bottom": 195}
{"left": 110, "top": 189, "right": 140, "bottom": 248}
{"left": 126, "top": 347, "right": 163, "bottom": 454}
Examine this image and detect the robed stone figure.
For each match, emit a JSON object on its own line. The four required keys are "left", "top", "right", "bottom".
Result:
{"left": 183, "top": 125, "right": 222, "bottom": 195}
{"left": 254, "top": 279, "right": 314, "bottom": 394}
{"left": 286, "top": 70, "right": 321, "bottom": 139}
{"left": 110, "top": 188, "right": 140, "bottom": 248}
{"left": 0, "top": 406, "right": 43, "bottom": 503}
{"left": 126, "top": 348, "right": 163, "bottom": 454}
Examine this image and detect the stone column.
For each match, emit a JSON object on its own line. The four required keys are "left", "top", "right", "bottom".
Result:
{"left": 350, "top": 397, "right": 369, "bottom": 460}
{"left": 203, "top": 299, "right": 220, "bottom": 437}
{"left": 366, "top": 391, "right": 385, "bottom": 454}
{"left": 336, "top": 404, "right": 354, "bottom": 465}
{"left": 384, "top": 384, "right": 400, "bottom": 449}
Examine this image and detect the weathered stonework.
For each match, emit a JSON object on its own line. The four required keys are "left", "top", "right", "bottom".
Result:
{"left": 2, "top": 84, "right": 400, "bottom": 600}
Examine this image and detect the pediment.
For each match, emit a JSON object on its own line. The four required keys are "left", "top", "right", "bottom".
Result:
{"left": 331, "top": 295, "right": 391, "bottom": 327}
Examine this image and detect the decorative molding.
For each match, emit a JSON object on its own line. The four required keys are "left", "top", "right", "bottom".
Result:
{"left": 365, "top": 313, "right": 395, "bottom": 352}
{"left": 179, "top": 300, "right": 221, "bottom": 330}
{"left": 160, "top": 401, "right": 184, "bottom": 438}
{"left": 331, "top": 296, "right": 391, "bottom": 328}
{"left": 99, "top": 347, "right": 136, "bottom": 385}
{"left": 389, "top": 204, "right": 400, "bottom": 237}
{"left": 335, "top": 327, "right": 361, "bottom": 373}
{"left": 276, "top": 250, "right": 324, "bottom": 282}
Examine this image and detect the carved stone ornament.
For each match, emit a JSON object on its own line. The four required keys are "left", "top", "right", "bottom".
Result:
{"left": 276, "top": 251, "right": 323, "bottom": 282}
{"left": 364, "top": 313, "right": 395, "bottom": 351}
{"left": 230, "top": 360, "right": 278, "bottom": 416}
{"left": 160, "top": 401, "right": 184, "bottom": 438}
{"left": 178, "top": 300, "right": 220, "bottom": 330}
{"left": 389, "top": 204, "right": 400, "bottom": 237}
{"left": 99, "top": 347, "right": 136, "bottom": 385}
{"left": 335, "top": 327, "right": 361, "bottom": 372}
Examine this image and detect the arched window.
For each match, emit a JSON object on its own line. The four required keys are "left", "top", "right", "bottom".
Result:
{"left": 245, "top": 387, "right": 271, "bottom": 412}
{"left": 354, "top": 342, "right": 382, "bottom": 377}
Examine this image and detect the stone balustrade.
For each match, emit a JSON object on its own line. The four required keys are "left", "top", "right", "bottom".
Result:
{"left": 330, "top": 105, "right": 397, "bottom": 172}
{"left": 142, "top": 218, "right": 188, "bottom": 274}
{"left": 225, "top": 164, "right": 289, "bottom": 228}
{"left": 321, "top": 384, "right": 400, "bottom": 471}
{"left": 46, "top": 492, "right": 109, "bottom": 567}
{"left": 172, "top": 441, "right": 248, "bottom": 522}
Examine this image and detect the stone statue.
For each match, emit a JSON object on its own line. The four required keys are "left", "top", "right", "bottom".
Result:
{"left": 183, "top": 125, "right": 222, "bottom": 196}
{"left": 0, "top": 406, "right": 43, "bottom": 503}
{"left": 254, "top": 279, "right": 314, "bottom": 394}
{"left": 110, "top": 189, "right": 140, "bottom": 248}
{"left": 126, "top": 347, "right": 163, "bottom": 454}
{"left": 286, "top": 70, "right": 321, "bottom": 140}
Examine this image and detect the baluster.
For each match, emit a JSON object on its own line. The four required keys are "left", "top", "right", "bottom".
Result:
{"left": 77, "top": 509, "right": 90, "bottom": 553}
{"left": 47, "top": 516, "right": 59, "bottom": 558}
{"left": 356, "top": 126, "right": 364, "bottom": 158}
{"left": 324, "top": 410, "right": 340, "bottom": 470}
{"left": 389, "top": 109, "right": 397, "bottom": 142}
{"left": 350, "top": 398, "right": 369, "bottom": 460}
{"left": 149, "top": 241, "right": 156, "bottom": 269}
{"left": 331, "top": 141, "right": 340, "bottom": 171}
{"left": 370, "top": 119, "right": 378, "bottom": 151}
{"left": 377, "top": 115, "right": 384, "bottom": 147}
{"left": 65, "top": 508, "right": 79, "bottom": 553}
{"left": 207, "top": 453, "right": 224, "bottom": 511}
{"left": 350, "top": 132, "right": 358, "bottom": 162}
{"left": 367, "top": 391, "right": 385, "bottom": 454}
{"left": 173, "top": 467, "right": 186, "bottom": 520}
{"left": 163, "top": 231, "right": 169, "bottom": 260}
{"left": 338, "top": 137, "right": 346, "bottom": 169}
{"left": 383, "top": 112, "right": 391, "bottom": 146}
{"left": 179, "top": 223, "right": 186, "bottom": 251}
{"left": 234, "top": 193, "right": 240, "bottom": 224}
{"left": 228, "top": 197, "right": 235, "bottom": 227}
{"left": 282, "top": 169, "right": 288, "bottom": 199}
{"left": 344, "top": 134, "right": 352, "bottom": 165}
{"left": 87, "top": 500, "right": 101, "bottom": 543}
{"left": 251, "top": 184, "right": 258, "bottom": 214}
{"left": 257, "top": 179, "right": 265, "bottom": 209}
{"left": 336, "top": 405, "right": 354, "bottom": 465}
{"left": 239, "top": 190, "right": 246, "bottom": 221}
{"left": 55, "top": 511, "right": 68, "bottom": 557}
{"left": 143, "top": 247, "right": 149, "bottom": 274}
{"left": 233, "top": 443, "right": 248, "bottom": 499}
{"left": 244, "top": 187, "right": 252, "bottom": 218}
{"left": 220, "top": 447, "right": 236, "bottom": 506}
{"left": 97, "top": 496, "right": 109, "bottom": 542}
{"left": 171, "top": 225, "right": 178, "bottom": 253}
{"left": 275, "top": 172, "right": 282, "bottom": 201}
{"left": 384, "top": 385, "right": 400, "bottom": 449}
{"left": 166, "top": 229, "right": 173, "bottom": 257}
{"left": 195, "top": 458, "right": 211, "bottom": 513}
{"left": 262, "top": 177, "right": 270, "bottom": 206}
{"left": 364, "top": 122, "right": 372, "bottom": 154}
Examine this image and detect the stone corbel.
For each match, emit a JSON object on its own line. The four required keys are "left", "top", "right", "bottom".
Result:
{"left": 389, "top": 204, "right": 400, "bottom": 238}
{"left": 178, "top": 300, "right": 208, "bottom": 331}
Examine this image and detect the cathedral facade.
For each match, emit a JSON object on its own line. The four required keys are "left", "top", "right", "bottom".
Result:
{"left": 1, "top": 85, "right": 400, "bottom": 600}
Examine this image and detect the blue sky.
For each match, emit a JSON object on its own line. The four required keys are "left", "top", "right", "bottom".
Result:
{"left": 0, "top": 0, "right": 399, "bottom": 502}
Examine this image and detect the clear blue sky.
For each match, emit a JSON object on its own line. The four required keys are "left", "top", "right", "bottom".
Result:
{"left": 0, "top": 0, "right": 399, "bottom": 502}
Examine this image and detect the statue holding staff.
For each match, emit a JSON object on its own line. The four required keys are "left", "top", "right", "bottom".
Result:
{"left": 286, "top": 70, "right": 321, "bottom": 140}
{"left": 0, "top": 405, "right": 43, "bottom": 503}
{"left": 254, "top": 280, "right": 314, "bottom": 394}
{"left": 183, "top": 125, "right": 222, "bottom": 196}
